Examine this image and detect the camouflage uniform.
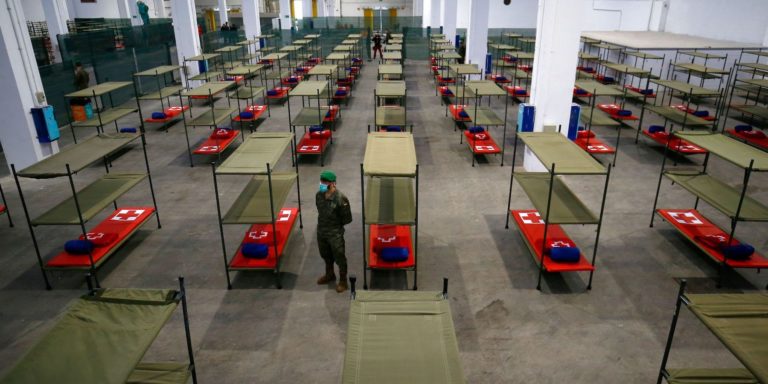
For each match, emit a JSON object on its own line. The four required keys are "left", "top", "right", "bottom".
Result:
{"left": 316, "top": 190, "right": 350, "bottom": 273}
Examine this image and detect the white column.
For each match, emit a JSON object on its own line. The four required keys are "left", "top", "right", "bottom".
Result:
{"left": 413, "top": 0, "right": 422, "bottom": 17}
{"left": 171, "top": 0, "right": 201, "bottom": 82}
{"left": 525, "top": 0, "right": 583, "bottom": 170}
{"left": 763, "top": 23, "right": 768, "bottom": 47}
{"left": 65, "top": 0, "right": 76, "bottom": 20}
{"left": 441, "top": 0, "right": 457, "bottom": 44}
{"left": 42, "top": 0, "right": 70, "bottom": 63}
{"left": 218, "top": 0, "right": 229, "bottom": 25}
{"left": 317, "top": 0, "right": 325, "bottom": 17}
{"left": 0, "top": 0, "right": 58, "bottom": 171}
{"left": 430, "top": 0, "right": 441, "bottom": 28}
{"left": 465, "top": 0, "right": 488, "bottom": 69}
{"left": 278, "top": 0, "right": 291, "bottom": 29}
{"left": 118, "top": 0, "right": 142, "bottom": 26}
{"left": 422, "top": 0, "right": 431, "bottom": 27}
{"left": 153, "top": 0, "right": 167, "bottom": 18}
{"left": 302, "top": 0, "right": 312, "bottom": 18}
{"left": 242, "top": 0, "right": 262, "bottom": 40}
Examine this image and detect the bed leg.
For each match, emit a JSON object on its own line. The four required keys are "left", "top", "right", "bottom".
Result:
{"left": 275, "top": 270, "right": 282, "bottom": 289}
{"left": 349, "top": 275, "right": 357, "bottom": 299}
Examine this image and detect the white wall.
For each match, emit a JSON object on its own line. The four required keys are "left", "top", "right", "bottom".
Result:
{"left": 22, "top": 0, "right": 45, "bottom": 22}
{"left": 456, "top": 0, "right": 537, "bottom": 29}
{"left": 665, "top": 0, "right": 768, "bottom": 45}
{"left": 337, "top": 0, "right": 411, "bottom": 17}
{"left": 70, "top": 1, "right": 121, "bottom": 18}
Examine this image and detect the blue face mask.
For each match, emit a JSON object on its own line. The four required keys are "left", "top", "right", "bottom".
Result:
{"left": 319, "top": 183, "right": 329, "bottom": 193}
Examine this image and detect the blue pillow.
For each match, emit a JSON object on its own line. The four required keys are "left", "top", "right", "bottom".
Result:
{"left": 648, "top": 125, "right": 665, "bottom": 134}
{"left": 151, "top": 112, "right": 167, "bottom": 119}
{"left": 381, "top": 247, "right": 409, "bottom": 262}
{"left": 583, "top": 67, "right": 593, "bottom": 72}
{"left": 325, "top": 111, "right": 333, "bottom": 118}
{"left": 468, "top": 126, "right": 485, "bottom": 134}
{"left": 617, "top": 109, "right": 632, "bottom": 117}
{"left": 335, "top": 90, "right": 348, "bottom": 96}
{"left": 693, "top": 110, "right": 709, "bottom": 117}
{"left": 603, "top": 76, "right": 614, "bottom": 83}
{"left": 722, "top": 244, "right": 754, "bottom": 260}
{"left": 575, "top": 88, "right": 588, "bottom": 95}
{"left": 549, "top": 247, "right": 580, "bottom": 262}
{"left": 640, "top": 89, "right": 654, "bottom": 95}
{"left": 515, "top": 89, "right": 527, "bottom": 95}
{"left": 267, "top": 90, "right": 279, "bottom": 96}
{"left": 458, "top": 110, "right": 470, "bottom": 118}
{"left": 496, "top": 76, "right": 508, "bottom": 81}
{"left": 65, "top": 239, "right": 94, "bottom": 255}
{"left": 242, "top": 243, "right": 269, "bottom": 259}
{"left": 385, "top": 126, "right": 402, "bottom": 132}
{"left": 735, "top": 125, "right": 753, "bottom": 132}
{"left": 239, "top": 111, "right": 254, "bottom": 119}
{"left": 119, "top": 127, "right": 137, "bottom": 133}
{"left": 443, "top": 89, "right": 454, "bottom": 95}
{"left": 309, "top": 125, "right": 324, "bottom": 133}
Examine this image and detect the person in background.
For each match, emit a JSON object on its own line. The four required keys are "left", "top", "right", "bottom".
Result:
{"left": 315, "top": 170, "right": 353, "bottom": 293}
{"left": 73, "top": 62, "right": 89, "bottom": 90}
{"left": 384, "top": 29, "right": 391, "bottom": 45}
{"left": 137, "top": 1, "right": 150, "bottom": 25}
{"left": 372, "top": 33, "right": 383, "bottom": 60}
{"left": 221, "top": 21, "right": 230, "bottom": 31}
{"left": 458, "top": 38, "right": 466, "bottom": 64}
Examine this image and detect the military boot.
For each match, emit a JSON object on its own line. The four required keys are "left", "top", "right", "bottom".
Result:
{"left": 336, "top": 271, "right": 348, "bottom": 293}
{"left": 317, "top": 263, "right": 336, "bottom": 284}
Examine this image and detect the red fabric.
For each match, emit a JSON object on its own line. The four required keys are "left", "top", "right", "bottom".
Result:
{"left": 297, "top": 132, "right": 330, "bottom": 154}
{"left": 334, "top": 86, "right": 351, "bottom": 99}
{"left": 574, "top": 136, "right": 616, "bottom": 154}
{"left": 573, "top": 87, "right": 592, "bottom": 97}
{"left": 438, "top": 86, "right": 454, "bottom": 97}
{"left": 193, "top": 129, "right": 240, "bottom": 154}
{"left": 323, "top": 106, "right": 340, "bottom": 122}
{"left": 577, "top": 130, "right": 595, "bottom": 139}
{"left": 449, "top": 104, "right": 471, "bottom": 122}
{"left": 368, "top": 225, "right": 415, "bottom": 269}
{"left": 267, "top": 87, "right": 290, "bottom": 99}
{"left": 46, "top": 207, "right": 155, "bottom": 268}
{"left": 726, "top": 129, "right": 768, "bottom": 150}
{"left": 486, "top": 74, "right": 511, "bottom": 84}
{"left": 519, "top": 65, "right": 532, "bottom": 73}
{"left": 624, "top": 85, "right": 656, "bottom": 98}
{"left": 672, "top": 105, "right": 716, "bottom": 121}
{"left": 543, "top": 238, "right": 577, "bottom": 254}
{"left": 213, "top": 128, "right": 236, "bottom": 139}
{"left": 78, "top": 232, "right": 119, "bottom": 247}
{"left": 144, "top": 105, "right": 189, "bottom": 123}
{"left": 505, "top": 86, "right": 529, "bottom": 98}
{"left": 436, "top": 75, "right": 455, "bottom": 84}
{"left": 463, "top": 130, "right": 501, "bottom": 154}
{"left": 656, "top": 209, "right": 768, "bottom": 268}
{"left": 0, "top": 205, "right": 5, "bottom": 214}
{"left": 230, "top": 208, "right": 299, "bottom": 269}
{"left": 232, "top": 105, "right": 267, "bottom": 121}
{"left": 641, "top": 131, "right": 708, "bottom": 154}
{"left": 597, "top": 103, "right": 638, "bottom": 120}
{"left": 510, "top": 210, "right": 595, "bottom": 272}
{"left": 281, "top": 75, "right": 303, "bottom": 86}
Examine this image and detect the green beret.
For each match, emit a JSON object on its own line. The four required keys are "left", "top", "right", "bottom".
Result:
{"left": 320, "top": 170, "right": 336, "bottom": 182}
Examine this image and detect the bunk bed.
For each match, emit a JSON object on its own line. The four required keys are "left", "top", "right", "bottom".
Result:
{"left": 213, "top": 132, "right": 303, "bottom": 289}
{"left": 651, "top": 131, "right": 768, "bottom": 284}
{"left": 342, "top": 277, "right": 464, "bottom": 384}
{"left": 227, "top": 64, "right": 270, "bottom": 132}
{"left": 183, "top": 53, "right": 222, "bottom": 86}
{"left": 505, "top": 132, "right": 611, "bottom": 290}
{"left": 455, "top": 80, "right": 509, "bottom": 166}
{"left": 11, "top": 132, "right": 160, "bottom": 289}
{"left": 261, "top": 52, "right": 291, "bottom": 101}
{"left": 378, "top": 64, "right": 403, "bottom": 80}
{"left": 360, "top": 132, "right": 419, "bottom": 290}
{"left": 133, "top": 65, "right": 186, "bottom": 130}
{"left": 572, "top": 80, "right": 625, "bottom": 164}
{"left": 65, "top": 82, "right": 137, "bottom": 143}
{"left": 180, "top": 81, "right": 239, "bottom": 166}
{"left": 372, "top": 80, "right": 409, "bottom": 133}
{"left": 0, "top": 276, "right": 197, "bottom": 384}
{"left": 289, "top": 80, "right": 337, "bottom": 165}
{"left": 656, "top": 280, "right": 768, "bottom": 384}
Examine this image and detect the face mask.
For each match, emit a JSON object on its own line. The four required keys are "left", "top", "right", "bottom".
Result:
{"left": 319, "top": 183, "right": 329, "bottom": 193}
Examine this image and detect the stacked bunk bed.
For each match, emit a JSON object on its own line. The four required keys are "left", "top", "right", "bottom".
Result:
{"left": 212, "top": 132, "right": 303, "bottom": 289}
{"left": 289, "top": 80, "right": 337, "bottom": 165}
{"left": 64, "top": 82, "right": 138, "bottom": 143}
{"left": 11, "top": 132, "right": 160, "bottom": 289}
{"left": 456, "top": 80, "right": 509, "bottom": 166}
{"left": 133, "top": 65, "right": 186, "bottom": 130}
{"left": 360, "top": 132, "right": 419, "bottom": 290}
{"left": 0, "top": 276, "right": 198, "bottom": 384}
{"left": 180, "top": 81, "right": 239, "bottom": 166}
{"left": 657, "top": 280, "right": 768, "bottom": 384}
{"left": 505, "top": 132, "right": 611, "bottom": 290}
{"left": 671, "top": 50, "right": 729, "bottom": 88}
{"left": 724, "top": 75, "right": 768, "bottom": 148}
{"left": 378, "top": 63, "right": 403, "bottom": 81}
{"left": 651, "top": 131, "right": 768, "bottom": 285}
{"left": 183, "top": 54, "right": 223, "bottom": 86}
{"left": 261, "top": 52, "right": 292, "bottom": 103}
{"left": 342, "top": 277, "right": 464, "bottom": 384}
{"left": 372, "top": 80, "right": 410, "bottom": 132}
{"left": 227, "top": 64, "right": 270, "bottom": 132}
{"left": 574, "top": 79, "right": 627, "bottom": 163}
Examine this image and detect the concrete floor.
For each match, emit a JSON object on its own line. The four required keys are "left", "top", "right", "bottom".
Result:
{"left": 0, "top": 58, "right": 766, "bottom": 383}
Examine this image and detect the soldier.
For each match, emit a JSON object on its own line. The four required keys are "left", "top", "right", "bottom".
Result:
{"left": 316, "top": 170, "right": 353, "bottom": 293}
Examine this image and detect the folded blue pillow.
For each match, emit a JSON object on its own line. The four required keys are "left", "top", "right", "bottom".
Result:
{"left": 515, "top": 89, "right": 527, "bottom": 95}
{"left": 458, "top": 110, "right": 470, "bottom": 118}
{"left": 603, "top": 76, "right": 614, "bottom": 83}
{"left": 617, "top": 109, "right": 632, "bottom": 117}
{"left": 496, "top": 76, "right": 508, "bottom": 81}
{"left": 575, "top": 88, "right": 588, "bottom": 95}
{"left": 443, "top": 89, "right": 453, "bottom": 95}
{"left": 385, "top": 126, "right": 402, "bottom": 132}
{"left": 693, "top": 110, "right": 709, "bottom": 117}
{"left": 735, "top": 125, "right": 753, "bottom": 132}
{"left": 335, "top": 90, "right": 348, "bottom": 96}
{"left": 648, "top": 125, "right": 665, "bottom": 134}
{"left": 151, "top": 112, "right": 167, "bottom": 119}
{"left": 65, "top": 239, "right": 94, "bottom": 255}
{"left": 549, "top": 247, "right": 580, "bottom": 262}
{"left": 583, "top": 67, "right": 593, "bottom": 72}
{"left": 119, "top": 127, "right": 137, "bottom": 133}
{"left": 267, "top": 90, "right": 279, "bottom": 96}
{"left": 239, "top": 111, "right": 254, "bottom": 119}
{"left": 640, "top": 89, "right": 654, "bottom": 95}
{"left": 309, "top": 125, "right": 324, "bottom": 133}
{"left": 381, "top": 247, "right": 409, "bottom": 262}
{"left": 722, "top": 244, "right": 754, "bottom": 260}
{"left": 242, "top": 243, "right": 269, "bottom": 259}
{"left": 325, "top": 111, "right": 333, "bottom": 118}
{"left": 468, "top": 126, "right": 485, "bottom": 134}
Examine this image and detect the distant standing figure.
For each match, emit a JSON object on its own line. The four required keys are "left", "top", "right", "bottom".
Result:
{"left": 137, "top": 1, "right": 150, "bottom": 25}
{"left": 221, "top": 21, "right": 230, "bottom": 31}
{"left": 458, "top": 39, "right": 466, "bottom": 64}
{"left": 73, "top": 62, "right": 90, "bottom": 90}
{"left": 372, "top": 33, "right": 383, "bottom": 60}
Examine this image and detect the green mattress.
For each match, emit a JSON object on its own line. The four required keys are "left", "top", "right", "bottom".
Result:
{"left": 365, "top": 177, "right": 415, "bottom": 224}
{"left": 363, "top": 132, "right": 417, "bottom": 177}
{"left": 664, "top": 171, "right": 768, "bottom": 221}
{"left": 518, "top": 132, "right": 606, "bottom": 174}
{"left": 222, "top": 173, "right": 297, "bottom": 224}
{"left": 216, "top": 132, "right": 293, "bottom": 174}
